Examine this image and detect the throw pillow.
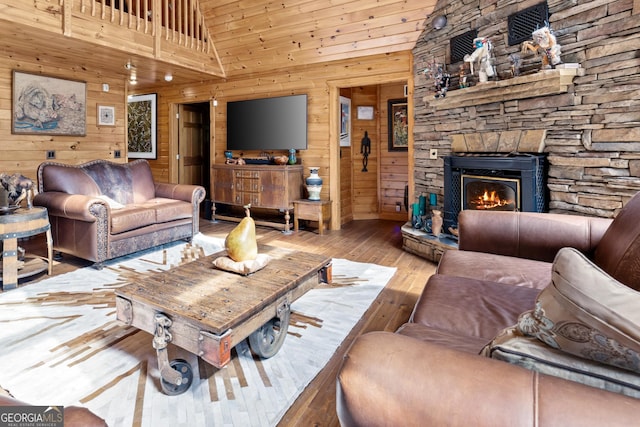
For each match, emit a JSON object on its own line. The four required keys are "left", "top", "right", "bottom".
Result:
{"left": 212, "top": 253, "right": 271, "bottom": 276}
{"left": 516, "top": 247, "right": 640, "bottom": 373}
{"left": 96, "top": 195, "right": 125, "bottom": 209}
{"left": 483, "top": 326, "right": 640, "bottom": 398}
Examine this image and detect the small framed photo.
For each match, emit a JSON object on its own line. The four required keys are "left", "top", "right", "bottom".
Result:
{"left": 388, "top": 98, "right": 408, "bottom": 151}
{"left": 339, "top": 96, "right": 351, "bottom": 147}
{"left": 97, "top": 105, "right": 116, "bottom": 126}
{"left": 357, "top": 106, "right": 375, "bottom": 120}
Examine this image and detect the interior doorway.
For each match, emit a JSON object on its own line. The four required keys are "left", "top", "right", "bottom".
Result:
{"left": 176, "top": 102, "right": 211, "bottom": 197}
{"left": 335, "top": 83, "right": 409, "bottom": 227}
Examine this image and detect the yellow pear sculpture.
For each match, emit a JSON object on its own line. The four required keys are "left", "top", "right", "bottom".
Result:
{"left": 225, "top": 204, "right": 258, "bottom": 262}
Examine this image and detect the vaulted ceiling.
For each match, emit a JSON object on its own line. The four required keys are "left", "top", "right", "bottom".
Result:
{"left": 0, "top": 0, "right": 438, "bottom": 88}
{"left": 200, "top": 0, "right": 438, "bottom": 78}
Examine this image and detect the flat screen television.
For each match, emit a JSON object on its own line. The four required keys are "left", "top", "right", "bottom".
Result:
{"left": 226, "top": 94, "right": 308, "bottom": 151}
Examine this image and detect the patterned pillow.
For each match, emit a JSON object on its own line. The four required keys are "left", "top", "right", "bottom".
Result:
{"left": 483, "top": 326, "right": 640, "bottom": 398}
{"left": 516, "top": 247, "right": 640, "bottom": 373}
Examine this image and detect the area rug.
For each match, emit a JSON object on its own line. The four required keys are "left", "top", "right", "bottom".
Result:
{"left": 0, "top": 234, "right": 396, "bottom": 427}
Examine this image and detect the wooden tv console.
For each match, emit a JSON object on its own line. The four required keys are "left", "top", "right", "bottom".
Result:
{"left": 211, "top": 164, "right": 304, "bottom": 232}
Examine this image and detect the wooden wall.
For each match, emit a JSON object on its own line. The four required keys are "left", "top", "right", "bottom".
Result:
{"left": 143, "top": 52, "right": 412, "bottom": 228}
{"left": 0, "top": 57, "right": 127, "bottom": 179}
{"left": 0, "top": 15, "right": 412, "bottom": 230}
{"left": 379, "top": 84, "right": 409, "bottom": 220}
{"left": 347, "top": 83, "right": 408, "bottom": 221}
{"left": 350, "top": 86, "right": 380, "bottom": 220}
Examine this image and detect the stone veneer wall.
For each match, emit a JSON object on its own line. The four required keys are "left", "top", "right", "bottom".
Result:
{"left": 412, "top": 0, "right": 640, "bottom": 218}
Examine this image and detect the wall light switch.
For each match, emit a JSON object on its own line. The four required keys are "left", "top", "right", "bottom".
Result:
{"left": 114, "top": 150, "right": 121, "bottom": 158}
{"left": 429, "top": 148, "right": 438, "bottom": 159}
{"left": 46, "top": 150, "right": 55, "bottom": 159}
{"left": 102, "top": 83, "right": 110, "bottom": 92}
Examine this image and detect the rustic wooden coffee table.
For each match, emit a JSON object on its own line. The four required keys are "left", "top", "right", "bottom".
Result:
{"left": 115, "top": 245, "right": 331, "bottom": 395}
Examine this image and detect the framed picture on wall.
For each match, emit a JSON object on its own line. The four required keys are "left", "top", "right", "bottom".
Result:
{"left": 357, "top": 105, "right": 375, "bottom": 120}
{"left": 97, "top": 105, "right": 115, "bottom": 126}
{"left": 12, "top": 70, "right": 86, "bottom": 136}
{"left": 388, "top": 98, "right": 408, "bottom": 151}
{"left": 340, "top": 96, "right": 351, "bottom": 147}
{"left": 127, "top": 93, "right": 157, "bottom": 159}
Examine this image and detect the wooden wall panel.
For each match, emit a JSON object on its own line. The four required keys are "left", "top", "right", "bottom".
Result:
{"left": 0, "top": 40, "right": 411, "bottom": 231}
{"left": 141, "top": 51, "right": 412, "bottom": 229}
{"left": 350, "top": 86, "right": 379, "bottom": 219}
{"left": 340, "top": 146, "right": 353, "bottom": 224}
{"left": 0, "top": 58, "right": 126, "bottom": 179}
{"left": 379, "top": 83, "right": 408, "bottom": 221}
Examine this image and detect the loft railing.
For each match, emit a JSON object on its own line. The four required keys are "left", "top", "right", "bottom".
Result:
{"left": 77, "top": 0, "right": 212, "bottom": 54}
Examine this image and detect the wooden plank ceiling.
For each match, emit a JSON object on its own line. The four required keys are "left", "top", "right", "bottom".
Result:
{"left": 0, "top": 0, "right": 437, "bottom": 87}
{"left": 201, "top": 0, "right": 438, "bottom": 77}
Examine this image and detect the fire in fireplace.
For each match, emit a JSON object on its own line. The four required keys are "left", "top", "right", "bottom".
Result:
{"left": 463, "top": 175, "right": 518, "bottom": 211}
{"left": 444, "top": 154, "right": 547, "bottom": 234}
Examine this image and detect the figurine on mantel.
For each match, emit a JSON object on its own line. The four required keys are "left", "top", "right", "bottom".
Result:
{"left": 423, "top": 60, "right": 451, "bottom": 99}
{"left": 458, "top": 64, "right": 469, "bottom": 88}
{"left": 508, "top": 53, "right": 523, "bottom": 77}
{"left": 521, "top": 26, "right": 562, "bottom": 70}
{"left": 464, "top": 37, "right": 496, "bottom": 83}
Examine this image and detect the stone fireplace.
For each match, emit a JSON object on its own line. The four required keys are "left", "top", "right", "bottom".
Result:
{"left": 402, "top": 0, "right": 640, "bottom": 262}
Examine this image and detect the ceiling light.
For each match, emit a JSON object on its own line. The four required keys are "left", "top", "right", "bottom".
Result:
{"left": 164, "top": 73, "right": 173, "bottom": 82}
{"left": 432, "top": 15, "right": 447, "bottom": 30}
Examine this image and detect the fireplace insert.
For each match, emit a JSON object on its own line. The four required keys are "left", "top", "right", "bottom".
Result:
{"left": 444, "top": 154, "right": 547, "bottom": 234}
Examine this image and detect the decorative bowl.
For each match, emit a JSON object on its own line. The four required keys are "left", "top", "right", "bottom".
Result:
{"left": 273, "top": 155, "right": 289, "bottom": 165}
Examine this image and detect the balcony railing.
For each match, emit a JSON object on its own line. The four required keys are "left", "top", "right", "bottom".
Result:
{"left": 82, "top": 0, "right": 211, "bottom": 53}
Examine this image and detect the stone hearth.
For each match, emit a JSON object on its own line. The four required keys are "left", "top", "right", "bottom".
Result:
{"left": 401, "top": 223, "right": 457, "bottom": 263}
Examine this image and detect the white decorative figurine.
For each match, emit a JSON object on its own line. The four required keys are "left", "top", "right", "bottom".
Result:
{"left": 521, "top": 26, "right": 562, "bottom": 69}
{"left": 464, "top": 37, "right": 495, "bottom": 83}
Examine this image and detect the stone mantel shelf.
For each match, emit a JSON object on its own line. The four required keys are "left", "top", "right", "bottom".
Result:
{"left": 424, "top": 67, "right": 582, "bottom": 111}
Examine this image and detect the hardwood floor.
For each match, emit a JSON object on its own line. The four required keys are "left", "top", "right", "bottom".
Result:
{"left": 18, "top": 218, "right": 437, "bottom": 426}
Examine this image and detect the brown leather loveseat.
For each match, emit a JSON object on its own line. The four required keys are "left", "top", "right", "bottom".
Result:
{"left": 337, "top": 192, "right": 640, "bottom": 426}
{"left": 34, "top": 159, "right": 205, "bottom": 268}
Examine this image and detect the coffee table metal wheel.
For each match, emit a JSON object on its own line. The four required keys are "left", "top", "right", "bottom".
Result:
{"left": 160, "top": 358, "right": 193, "bottom": 395}
{"left": 248, "top": 306, "right": 291, "bottom": 358}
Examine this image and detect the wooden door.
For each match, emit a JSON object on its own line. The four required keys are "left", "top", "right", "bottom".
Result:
{"left": 178, "top": 104, "right": 205, "bottom": 186}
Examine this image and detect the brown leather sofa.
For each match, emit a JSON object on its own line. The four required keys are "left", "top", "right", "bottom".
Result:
{"left": 337, "top": 192, "right": 640, "bottom": 426}
{"left": 34, "top": 159, "right": 205, "bottom": 268}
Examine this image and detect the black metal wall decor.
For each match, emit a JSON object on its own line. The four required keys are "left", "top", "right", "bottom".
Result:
{"left": 361, "top": 131, "right": 371, "bottom": 172}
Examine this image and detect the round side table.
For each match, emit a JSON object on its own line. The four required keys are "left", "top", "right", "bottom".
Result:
{"left": 0, "top": 207, "right": 53, "bottom": 290}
